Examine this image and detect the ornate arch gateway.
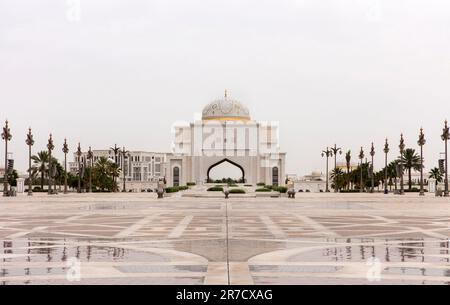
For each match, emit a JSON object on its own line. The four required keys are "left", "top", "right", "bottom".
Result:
{"left": 206, "top": 158, "right": 245, "bottom": 183}
{"left": 165, "top": 92, "right": 286, "bottom": 187}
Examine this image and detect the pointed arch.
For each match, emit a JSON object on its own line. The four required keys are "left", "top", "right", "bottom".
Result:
{"left": 207, "top": 158, "right": 245, "bottom": 183}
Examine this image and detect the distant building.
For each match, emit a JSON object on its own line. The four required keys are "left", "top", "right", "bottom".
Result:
{"left": 294, "top": 171, "right": 327, "bottom": 193}
{"left": 69, "top": 150, "right": 166, "bottom": 192}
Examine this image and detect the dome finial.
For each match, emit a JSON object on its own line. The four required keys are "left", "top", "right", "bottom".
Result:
{"left": 224, "top": 89, "right": 228, "bottom": 99}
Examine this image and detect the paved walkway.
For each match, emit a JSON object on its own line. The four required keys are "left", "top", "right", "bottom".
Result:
{"left": 0, "top": 193, "right": 449, "bottom": 284}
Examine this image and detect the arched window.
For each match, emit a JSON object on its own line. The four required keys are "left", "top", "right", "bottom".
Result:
{"left": 272, "top": 167, "right": 279, "bottom": 186}
{"left": 173, "top": 167, "right": 180, "bottom": 187}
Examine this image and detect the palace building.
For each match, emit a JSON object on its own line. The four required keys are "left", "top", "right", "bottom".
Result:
{"left": 165, "top": 92, "right": 286, "bottom": 187}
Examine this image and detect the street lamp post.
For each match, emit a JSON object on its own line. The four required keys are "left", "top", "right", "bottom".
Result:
{"left": 2, "top": 120, "right": 12, "bottom": 196}
{"left": 330, "top": 144, "right": 342, "bottom": 192}
{"left": 399, "top": 134, "right": 405, "bottom": 195}
{"left": 110, "top": 144, "right": 120, "bottom": 192}
{"left": 62, "top": 139, "right": 69, "bottom": 194}
{"left": 418, "top": 128, "right": 426, "bottom": 196}
{"left": 76, "top": 143, "right": 82, "bottom": 193}
{"left": 441, "top": 120, "right": 449, "bottom": 197}
{"left": 121, "top": 147, "right": 129, "bottom": 192}
{"left": 87, "top": 147, "right": 93, "bottom": 193}
{"left": 370, "top": 143, "right": 375, "bottom": 193}
{"left": 47, "top": 134, "right": 55, "bottom": 195}
{"left": 359, "top": 147, "right": 364, "bottom": 193}
{"left": 25, "top": 128, "right": 34, "bottom": 196}
{"left": 383, "top": 139, "right": 389, "bottom": 194}
{"left": 321, "top": 147, "right": 332, "bottom": 192}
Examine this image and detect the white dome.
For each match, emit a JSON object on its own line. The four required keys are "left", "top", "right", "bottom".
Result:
{"left": 202, "top": 93, "right": 250, "bottom": 121}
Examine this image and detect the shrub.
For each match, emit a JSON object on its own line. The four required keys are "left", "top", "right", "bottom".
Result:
{"left": 229, "top": 188, "right": 246, "bottom": 194}
{"left": 264, "top": 185, "right": 273, "bottom": 190}
{"left": 187, "top": 182, "right": 196, "bottom": 186}
{"left": 178, "top": 186, "right": 189, "bottom": 191}
{"left": 244, "top": 184, "right": 252, "bottom": 187}
{"left": 207, "top": 186, "right": 224, "bottom": 192}
{"left": 273, "top": 186, "right": 288, "bottom": 193}
{"left": 404, "top": 188, "right": 425, "bottom": 193}
{"left": 227, "top": 183, "right": 238, "bottom": 187}
{"left": 256, "top": 182, "right": 265, "bottom": 186}
{"left": 255, "top": 188, "right": 271, "bottom": 192}
{"left": 165, "top": 187, "right": 179, "bottom": 193}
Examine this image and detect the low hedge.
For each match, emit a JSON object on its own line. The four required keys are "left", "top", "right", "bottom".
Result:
{"left": 256, "top": 182, "right": 266, "bottom": 186}
{"left": 207, "top": 186, "right": 224, "bottom": 192}
{"left": 165, "top": 187, "right": 179, "bottom": 193}
{"left": 229, "top": 188, "right": 246, "bottom": 194}
{"left": 165, "top": 185, "right": 189, "bottom": 193}
{"left": 244, "top": 184, "right": 253, "bottom": 187}
{"left": 273, "top": 186, "right": 288, "bottom": 193}
{"left": 186, "top": 182, "right": 196, "bottom": 186}
{"left": 255, "top": 188, "right": 271, "bottom": 192}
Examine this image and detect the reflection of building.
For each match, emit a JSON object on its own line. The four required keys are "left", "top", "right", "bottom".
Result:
{"left": 166, "top": 93, "right": 286, "bottom": 187}
{"left": 69, "top": 150, "right": 166, "bottom": 192}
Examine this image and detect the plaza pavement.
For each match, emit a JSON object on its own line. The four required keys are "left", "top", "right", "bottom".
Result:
{"left": 0, "top": 191, "right": 450, "bottom": 285}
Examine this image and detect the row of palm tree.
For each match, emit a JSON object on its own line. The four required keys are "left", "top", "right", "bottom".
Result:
{"left": 29, "top": 151, "right": 120, "bottom": 192}
{"left": 330, "top": 148, "right": 442, "bottom": 192}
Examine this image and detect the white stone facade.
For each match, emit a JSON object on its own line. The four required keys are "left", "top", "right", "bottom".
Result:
{"left": 166, "top": 95, "right": 286, "bottom": 187}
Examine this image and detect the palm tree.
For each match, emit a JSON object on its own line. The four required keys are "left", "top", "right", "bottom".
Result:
{"left": 92, "top": 157, "right": 118, "bottom": 192}
{"left": 345, "top": 150, "right": 351, "bottom": 189}
{"left": 429, "top": 167, "right": 443, "bottom": 188}
{"left": 386, "top": 160, "right": 399, "bottom": 190}
{"left": 330, "top": 168, "right": 345, "bottom": 191}
{"left": 399, "top": 148, "right": 422, "bottom": 190}
{"left": 31, "top": 151, "right": 49, "bottom": 190}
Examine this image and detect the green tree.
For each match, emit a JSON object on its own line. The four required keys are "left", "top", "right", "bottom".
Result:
{"left": 92, "top": 157, "right": 118, "bottom": 192}
{"left": 31, "top": 151, "right": 49, "bottom": 189}
{"left": 7, "top": 170, "right": 18, "bottom": 187}
{"left": 330, "top": 168, "right": 345, "bottom": 191}
{"left": 386, "top": 160, "right": 399, "bottom": 190}
{"left": 399, "top": 148, "right": 422, "bottom": 190}
{"left": 428, "top": 167, "right": 443, "bottom": 188}
{"left": 345, "top": 150, "right": 351, "bottom": 189}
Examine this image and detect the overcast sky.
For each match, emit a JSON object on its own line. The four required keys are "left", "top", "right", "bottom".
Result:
{"left": 1, "top": 0, "right": 450, "bottom": 177}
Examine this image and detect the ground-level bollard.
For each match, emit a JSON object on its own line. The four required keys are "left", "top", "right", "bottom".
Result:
{"left": 157, "top": 180, "right": 165, "bottom": 199}
{"left": 223, "top": 186, "right": 229, "bottom": 199}
{"left": 288, "top": 188, "right": 295, "bottom": 198}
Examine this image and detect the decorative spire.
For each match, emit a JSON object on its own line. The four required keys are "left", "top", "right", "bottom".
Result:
{"left": 224, "top": 89, "right": 228, "bottom": 99}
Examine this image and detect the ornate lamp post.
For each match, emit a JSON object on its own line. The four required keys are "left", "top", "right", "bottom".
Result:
{"left": 2, "top": 120, "right": 12, "bottom": 196}
{"left": 383, "top": 139, "right": 389, "bottom": 194}
{"left": 110, "top": 144, "right": 120, "bottom": 191}
{"left": 417, "top": 128, "right": 426, "bottom": 196}
{"left": 121, "top": 146, "right": 129, "bottom": 192}
{"left": 76, "top": 143, "right": 82, "bottom": 193}
{"left": 47, "top": 134, "right": 55, "bottom": 195}
{"left": 62, "top": 139, "right": 69, "bottom": 194}
{"left": 359, "top": 147, "right": 364, "bottom": 193}
{"left": 399, "top": 134, "right": 405, "bottom": 195}
{"left": 370, "top": 143, "right": 375, "bottom": 193}
{"left": 87, "top": 147, "right": 93, "bottom": 193}
{"left": 441, "top": 120, "right": 449, "bottom": 197}
{"left": 25, "top": 128, "right": 34, "bottom": 196}
{"left": 321, "top": 147, "right": 333, "bottom": 192}
{"left": 330, "top": 144, "right": 342, "bottom": 192}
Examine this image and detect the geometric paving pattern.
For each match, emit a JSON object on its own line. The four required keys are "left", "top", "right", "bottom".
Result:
{"left": 1, "top": 193, "right": 450, "bottom": 284}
